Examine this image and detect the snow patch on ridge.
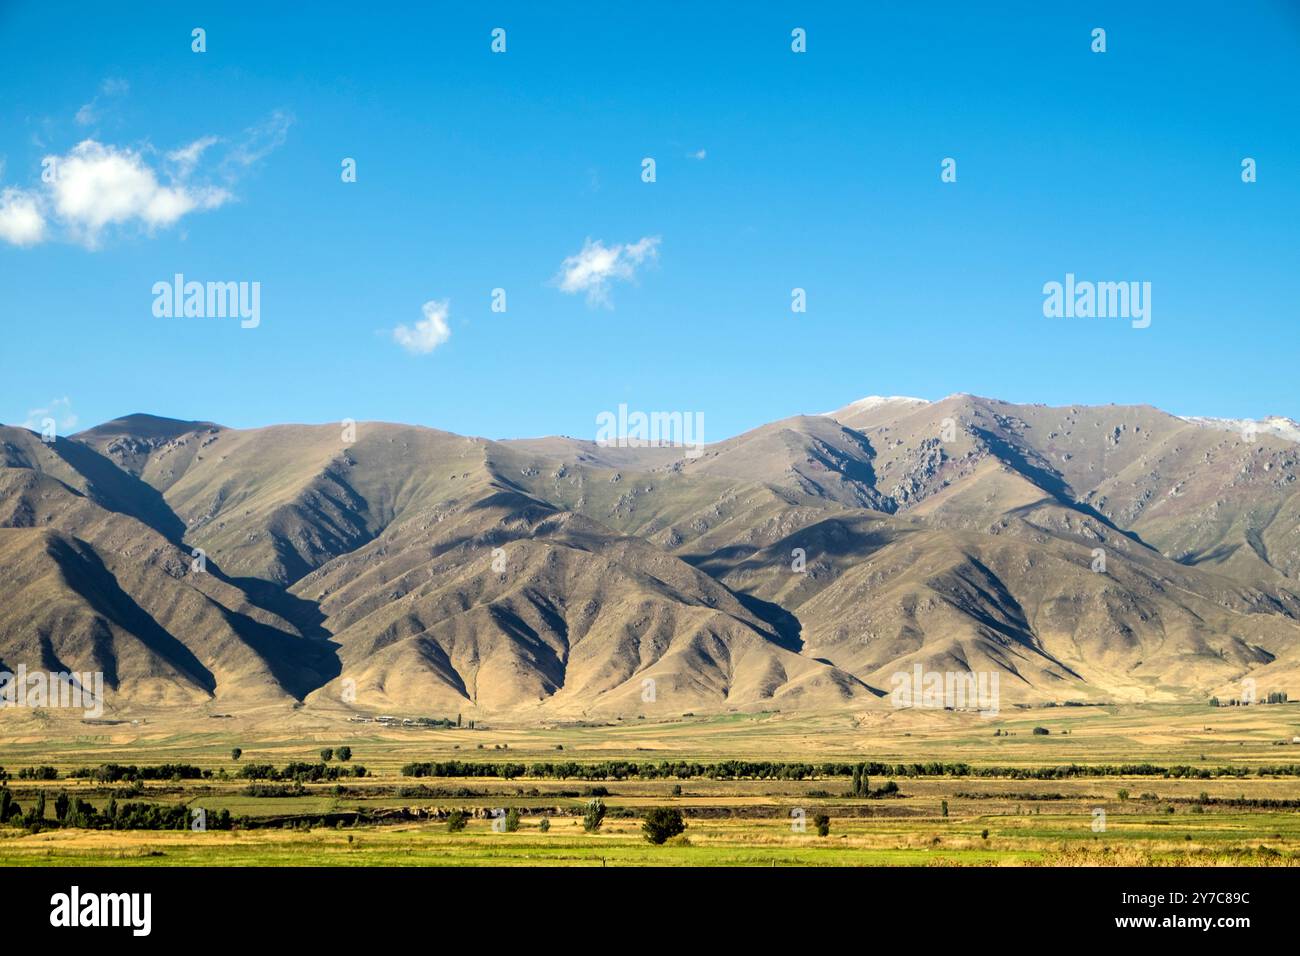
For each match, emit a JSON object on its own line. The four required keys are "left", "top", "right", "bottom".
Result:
{"left": 821, "top": 395, "right": 930, "bottom": 416}
{"left": 1181, "top": 415, "right": 1300, "bottom": 444}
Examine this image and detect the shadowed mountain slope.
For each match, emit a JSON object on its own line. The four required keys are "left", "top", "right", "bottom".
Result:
{"left": 0, "top": 395, "right": 1294, "bottom": 718}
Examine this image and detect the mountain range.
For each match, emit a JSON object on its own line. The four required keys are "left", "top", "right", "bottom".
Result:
{"left": 2, "top": 395, "right": 1298, "bottom": 719}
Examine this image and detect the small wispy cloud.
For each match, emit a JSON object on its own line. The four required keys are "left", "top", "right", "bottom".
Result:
{"left": 74, "top": 77, "right": 130, "bottom": 127}
{"left": 167, "top": 136, "right": 221, "bottom": 179}
{"left": 555, "top": 236, "right": 661, "bottom": 307}
{"left": 223, "top": 110, "right": 293, "bottom": 172}
{"left": 392, "top": 300, "right": 452, "bottom": 355}
{"left": 688, "top": 148, "right": 707, "bottom": 160}
{"left": 22, "top": 397, "right": 78, "bottom": 433}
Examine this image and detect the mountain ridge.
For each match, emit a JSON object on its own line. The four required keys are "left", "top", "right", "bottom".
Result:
{"left": 2, "top": 395, "right": 1296, "bottom": 720}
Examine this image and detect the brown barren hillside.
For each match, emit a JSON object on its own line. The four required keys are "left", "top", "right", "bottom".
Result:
{"left": 1, "top": 395, "right": 1297, "bottom": 719}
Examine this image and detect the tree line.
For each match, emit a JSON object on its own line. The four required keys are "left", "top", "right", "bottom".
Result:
{"left": 48, "top": 761, "right": 370, "bottom": 783}
{"left": 398, "top": 759, "right": 1300, "bottom": 781}
{"left": 0, "top": 788, "right": 236, "bottom": 831}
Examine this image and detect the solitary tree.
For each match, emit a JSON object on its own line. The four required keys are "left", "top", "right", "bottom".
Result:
{"left": 231, "top": 748, "right": 242, "bottom": 761}
{"left": 814, "top": 813, "right": 831, "bottom": 837}
{"left": 446, "top": 810, "right": 468, "bottom": 832}
{"left": 504, "top": 808, "right": 522, "bottom": 832}
{"left": 320, "top": 748, "right": 334, "bottom": 762}
{"left": 642, "top": 808, "right": 686, "bottom": 845}
{"left": 583, "top": 798, "right": 607, "bottom": 833}
{"left": 336, "top": 746, "right": 352, "bottom": 762}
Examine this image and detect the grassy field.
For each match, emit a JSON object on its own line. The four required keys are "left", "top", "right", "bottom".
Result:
{"left": 0, "top": 811, "right": 1294, "bottom": 868}
{"left": 1, "top": 702, "right": 1297, "bottom": 866}
{"left": 2, "top": 809, "right": 1297, "bottom": 867}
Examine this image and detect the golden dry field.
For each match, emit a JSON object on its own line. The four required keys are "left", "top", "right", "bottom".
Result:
{"left": 2, "top": 702, "right": 1298, "bottom": 866}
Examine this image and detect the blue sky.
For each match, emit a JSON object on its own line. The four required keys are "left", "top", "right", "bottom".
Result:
{"left": 2, "top": 1, "right": 1298, "bottom": 442}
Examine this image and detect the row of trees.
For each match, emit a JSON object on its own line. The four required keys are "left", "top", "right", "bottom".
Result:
{"left": 233, "top": 747, "right": 354, "bottom": 762}
{"left": 1211, "top": 692, "right": 1289, "bottom": 706}
{"left": 14, "top": 755, "right": 1298, "bottom": 789}
{"left": 234, "top": 761, "right": 367, "bottom": 782}
{"left": 445, "top": 799, "right": 689, "bottom": 845}
{"left": 68, "top": 763, "right": 205, "bottom": 783}
{"left": 400, "top": 759, "right": 1300, "bottom": 781}
{"left": 61, "top": 760, "right": 368, "bottom": 784}
{"left": 232, "top": 746, "right": 353, "bottom": 762}
{"left": 0, "top": 787, "right": 236, "bottom": 831}
{"left": 16, "top": 766, "right": 58, "bottom": 780}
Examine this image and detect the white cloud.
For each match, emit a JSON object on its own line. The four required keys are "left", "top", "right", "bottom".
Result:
{"left": 167, "top": 136, "right": 220, "bottom": 179}
{"left": 46, "top": 140, "right": 230, "bottom": 247}
{"left": 689, "top": 149, "right": 707, "bottom": 160}
{"left": 1, "top": 107, "right": 288, "bottom": 249}
{"left": 75, "top": 77, "right": 130, "bottom": 127}
{"left": 225, "top": 110, "right": 293, "bottom": 170}
{"left": 0, "top": 188, "right": 47, "bottom": 246}
{"left": 22, "top": 397, "right": 78, "bottom": 433}
{"left": 392, "top": 300, "right": 452, "bottom": 355}
{"left": 555, "top": 236, "right": 660, "bottom": 306}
